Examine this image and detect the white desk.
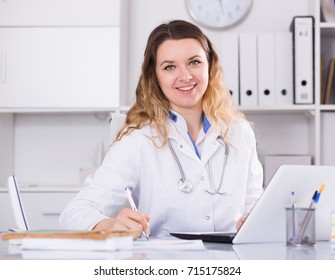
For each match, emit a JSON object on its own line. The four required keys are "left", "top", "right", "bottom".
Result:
{"left": 0, "top": 239, "right": 333, "bottom": 260}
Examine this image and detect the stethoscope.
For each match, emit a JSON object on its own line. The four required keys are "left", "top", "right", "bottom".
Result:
{"left": 168, "top": 136, "right": 229, "bottom": 195}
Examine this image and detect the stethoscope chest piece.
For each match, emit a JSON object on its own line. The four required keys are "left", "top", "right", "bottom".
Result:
{"left": 178, "top": 179, "right": 193, "bottom": 193}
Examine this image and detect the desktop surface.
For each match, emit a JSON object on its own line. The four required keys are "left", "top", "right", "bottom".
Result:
{"left": 0, "top": 239, "right": 333, "bottom": 260}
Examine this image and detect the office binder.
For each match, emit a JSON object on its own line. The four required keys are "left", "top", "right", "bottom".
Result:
{"left": 291, "top": 16, "right": 314, "bottom": 104}
{"left": 274, "top": 32, "right": 293, "bottom": 105}
{"left": 257, "top": 33, "right": 275, "bottom": 106}
{"left": 239, "top": 33, "right": 258, "bottom": 106}
{"left": 218, "top": 33, "right": 240, "bottom": 106}
{"left": 324, "top": 58, "right": 335, "bottom": 104}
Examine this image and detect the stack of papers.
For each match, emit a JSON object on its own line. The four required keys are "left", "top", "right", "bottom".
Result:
{"left": 133, "top": 238, "right": 206, "bottom": 251}
{"left": 1, "top": 230, "right": 140, "bottom": 251}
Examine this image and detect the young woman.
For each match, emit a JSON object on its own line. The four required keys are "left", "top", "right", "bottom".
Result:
{"left": 60, "top": 20, "right": 263, "bottom": 238}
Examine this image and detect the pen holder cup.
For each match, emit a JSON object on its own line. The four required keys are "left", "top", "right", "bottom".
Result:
{"left": 285, "top": 207, "right": 316, "bottom": 247}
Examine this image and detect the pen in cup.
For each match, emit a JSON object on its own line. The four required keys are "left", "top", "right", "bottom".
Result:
{"left": 124, "top": 187, "right": 149, "bottom": 240}
{"left": 291, "top": 191, "right": 296, "bottom": 237}
{"left": 294, "top": 184, "right": 324, "bottom": 243}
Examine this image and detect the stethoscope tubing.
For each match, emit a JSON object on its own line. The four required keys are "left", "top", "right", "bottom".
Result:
{"left": 168, "top": 136, "right": 229, "bottom": 194}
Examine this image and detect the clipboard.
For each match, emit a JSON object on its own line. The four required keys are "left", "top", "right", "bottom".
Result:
{"left": 1, "top": 229, "right": 140, "bottom": 241}
{"left": 1, "top": 229, "right": 140, "bottom": 251}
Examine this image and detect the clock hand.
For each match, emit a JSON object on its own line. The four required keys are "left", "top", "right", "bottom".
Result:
{"left": 218, "top": 0, "right": 225, "bottom": 14}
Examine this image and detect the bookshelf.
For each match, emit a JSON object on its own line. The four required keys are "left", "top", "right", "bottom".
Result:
{"left": 237, "top": 1, "right": 335, "bottom": 167}
{"left": 316, "top": 0, "right": 335, "bottom": 165}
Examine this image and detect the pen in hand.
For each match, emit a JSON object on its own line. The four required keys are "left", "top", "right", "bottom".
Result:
{"left": 125, "top": 187, "right": 149, "bottom": 240}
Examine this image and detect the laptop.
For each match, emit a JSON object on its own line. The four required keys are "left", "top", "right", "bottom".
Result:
{"left": 170, "top": 165, "right": 335, "bottom": 244}
{"left": 7, "top": 175, "right": 30, "bottom": 231}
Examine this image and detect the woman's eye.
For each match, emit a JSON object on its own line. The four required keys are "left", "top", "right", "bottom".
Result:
{"left": 163, "top": 65, "right": 175, "bottom": 70}
{"left": 190, "top": 60, "right": 201, "bottom": 65}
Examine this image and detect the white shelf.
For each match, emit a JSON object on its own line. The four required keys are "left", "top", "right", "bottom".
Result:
{"left": 0, "top": 185, "right": 80, "bottom": 193}
{"left": 319, "top": 22, "right": 335, "bottom": 28}
{"left": 240, "top": 105, "right": 316, "bottom": 113}
{"left": 320, "top": 105, "right": 335, "bottom": 111}
{"left": 0, "top": 107, "right": 117, "bottom": 113}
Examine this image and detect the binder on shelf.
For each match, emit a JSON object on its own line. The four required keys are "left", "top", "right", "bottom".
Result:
{"left": 320, "top": 56, "right": 326, "bottom": 104}
{"left": 291, "top": 16, "right": 314, "bottom": 104}
{"left": 218, "top": 33, "right": 240, "bottom": 106}
{"left": 324, "top": 58, "right": 335, "bottom": 104}
{"left": 274, "top": 32, "right": 293, "bottom": 105}
{"left": 239, "top": 33, "right": 258, "bottom": 106}
{"left": 257, "top": 33, "right": 275, "bottom": 106}
{"left": 321, "top": 0, "right": 335, "bottom": 22}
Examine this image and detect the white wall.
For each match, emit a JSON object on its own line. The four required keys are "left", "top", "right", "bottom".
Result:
{"left": 0, "top": 114, "right": 14, "bottom": 185}
{"left": 14, "top": 113, "right": 110, "bottom": 186}
{"left": 126, "top": 0, "right": 313, "bottom": 103}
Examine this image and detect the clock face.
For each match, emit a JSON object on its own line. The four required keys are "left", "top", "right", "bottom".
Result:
{"left": 185, "top": 0, "right": 252, "bottom": 29}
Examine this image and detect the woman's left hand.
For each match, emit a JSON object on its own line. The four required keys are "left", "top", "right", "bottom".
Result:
{"left": 236, "top": 215, "right": 248, "bottom": 230}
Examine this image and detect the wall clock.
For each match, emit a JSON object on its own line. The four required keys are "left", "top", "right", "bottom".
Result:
{"left": 185, "top": 0, "right": 253, "bottom": 29}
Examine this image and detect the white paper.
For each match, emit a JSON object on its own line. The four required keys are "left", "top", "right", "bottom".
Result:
{"left": 132, "top": 238, "right": 206, "bottom": 251}
{"left": 21, "top": 236, "right": 133, "bottom": 251}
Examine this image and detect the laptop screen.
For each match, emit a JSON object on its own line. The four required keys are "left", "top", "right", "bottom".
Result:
{"left": 7, "top": 175, "right": 29, "bottom": 231}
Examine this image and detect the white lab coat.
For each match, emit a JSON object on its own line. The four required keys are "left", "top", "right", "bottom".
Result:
{"left": 60, "top": 113, "right": 263, "bottom": 238}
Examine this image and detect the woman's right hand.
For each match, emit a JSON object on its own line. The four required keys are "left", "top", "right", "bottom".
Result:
{"left": 93, "top": 208, "right": 150, "bottom": 236}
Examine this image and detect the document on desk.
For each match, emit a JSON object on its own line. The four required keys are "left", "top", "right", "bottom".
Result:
{"left": 20, "top": 236, "right": 133, "bottom": 251}
{"left": 132, "top": 238, "right": 206, "bottom": 251}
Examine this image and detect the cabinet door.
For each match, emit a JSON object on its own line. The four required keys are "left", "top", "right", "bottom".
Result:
{"left": 0, "top": 0, "right": 120, "bottom": 26}
{"left": 21, "top": 192, "right": 77, "bottom": 230}
{"left": 0, "top": 191, "right": 77, "bottom": 231}
{"left": 0, "top": 115, "right": 14, "bottom": 186}
{"left": 0, "top": 27, "right": 120, "bottom": 109}
{"left": 0, "top": 192, "right": 16, "bottom": 231}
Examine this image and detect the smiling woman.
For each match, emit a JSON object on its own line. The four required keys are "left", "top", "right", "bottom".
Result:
{"left": 60, "top": 20, "right": 263, "bottom": 238}
{"left": 155, "top": 38, "right": 209, "bottom": 138}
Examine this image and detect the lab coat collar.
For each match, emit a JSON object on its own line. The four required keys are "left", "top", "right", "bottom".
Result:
{"left": 167, "top": 111, "right": 221, "bottom": 164}
{"left": 168, "top": 110, "right": 211, "bottom": 134}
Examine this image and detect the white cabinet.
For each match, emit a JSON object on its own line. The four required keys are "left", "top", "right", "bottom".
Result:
{"left": 0, "top": 188, "right": 78, "bottom": 231}
{"left": 0, "top": 27, "right": 119, "bottom": 109}
{"left": 0, "top": 0, "right": 120, "bottom": 26}
{"left": 0, "top": 0, "right": 122, "bottom": 110}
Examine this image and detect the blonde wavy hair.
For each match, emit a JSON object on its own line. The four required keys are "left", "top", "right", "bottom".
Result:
{"left": 117, "top": 19, "right": 245, "bottom": 146}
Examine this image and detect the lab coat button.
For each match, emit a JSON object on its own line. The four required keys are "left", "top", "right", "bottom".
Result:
{"left": 179, "top": 144, "right": 183, "bottom": 149}
{"left": 201, "top": 176, "right": 205, "bottom": 180}
{"left": 205, "top": 216, "right": 210, "bottom": 220}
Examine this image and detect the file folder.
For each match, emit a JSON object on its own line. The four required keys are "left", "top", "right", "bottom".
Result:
{"left": 291, "top": 16, "right": 314, "bottom": 104}
{"left": 324, "top": 58, "right": 335, "bottom": 104}
{"left": 274, "top": 32, "right": 293, "bottom": 105}
{"left": 257, "top": 33, "right": 275, "bottom": 106}
{"left": 239, "top": 33, "right": 258, "bottom": 106}
{"left": 218, "top": 33, "right": 240, "bottom": 106}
